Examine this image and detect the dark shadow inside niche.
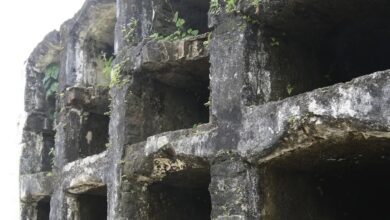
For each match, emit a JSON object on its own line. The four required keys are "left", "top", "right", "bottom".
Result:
{"left": 36, "top": 62, "right": 60, "bottom": 134}
{"left": 259, "top": 138, "right": 390, "bottom": 220}
{"left": 155, "top": 0, "right": 210, "bottom": 35}
{"left": 43, "top": 63, "right": 60, "bottom": 124}
{"left": 40, "top": 62, "right": 59, "bottom": 171}
{"left": 169, "top": 0, "right": 210, "bottom": 34}
{"left": 257, "top": 0, "right": 390, "bottom": 100}
{"left": 79, "top": 112, "right": 109, "bottom": 158}
{"left": 37, "top": 197, "right": 50, "bottom": 220}
{"left": 141, "top": 76, "right": 209, "bottom": 137}
{"left": 129, "top": 57, "right": 210, "bottom": 142}
{"left": 148, "top": 168, "right": 211, "bottom": 220}
{"left": 79, "top": 186, "right": 107, "bottom": 220}
{"left": 41, "top": 133, "right": 55, "bottom": 172}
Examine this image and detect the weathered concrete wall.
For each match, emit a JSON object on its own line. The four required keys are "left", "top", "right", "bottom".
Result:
{"left": 21, "top": 0, "right": 390, "bottom": 219}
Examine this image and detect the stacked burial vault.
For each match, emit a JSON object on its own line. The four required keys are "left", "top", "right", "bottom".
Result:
{"left": 20, "top": 0, "right": 390, "bottom": 219}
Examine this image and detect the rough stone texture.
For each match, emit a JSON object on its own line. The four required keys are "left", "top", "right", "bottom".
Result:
{"left": 21, "top": 0, "right": 390, "bottom": 219}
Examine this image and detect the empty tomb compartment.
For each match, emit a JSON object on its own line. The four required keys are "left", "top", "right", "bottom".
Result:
{"left": 67, "top": 185, "right": 107, "bottom": 220}
{"left": 58, "top": 90, "right": 110, "bottom": 163}
{"left": 58, "top": 1, "right": 116, "bottom": 163}
{"left": 130, "top": 52, "right": 211, "bottom": 138}
{"left": 78, "top": 111, "right": 110, "bottom": 158}
{"left": 122, "top": 6, "right": 212, "bottom": 142}
{"left": 110, "top": 0, "right": 213, "bottom": 145}
{"left": 71, "top": 2, "right": 116, "bottom": 88}
{"left": 37, "top": 197, "right": 51, "bottom": 220}
{"left": 23, "top": 30, "right": 62, "bottom": 174}
{"left": 258, "top": 137, "right": 390, "bottom": 220}
{"left": 249, "top": 0, "right": 390, "bottom": 101}
{"left": 143, "top": 0, "right": 212, "bottom": 131}
{"left": 151, "top": 0, "right": 210, "bottom": 36}
{"left": 147, "top": 156, "right": 212, "bottom": 220}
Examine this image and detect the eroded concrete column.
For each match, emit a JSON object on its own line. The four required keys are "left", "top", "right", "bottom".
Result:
{"left": 65, "top": 195, "right": 80, "bottom": 220}
{"left": 21, "top": 202, "right": 38, "bottom": 220}
{"left": 209, "top": 153, "right": 260, "bottom": 220}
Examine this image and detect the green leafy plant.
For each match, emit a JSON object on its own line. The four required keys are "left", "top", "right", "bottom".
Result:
{"left": 110, "top": 66, "right": 121, "bottom": 87}
{"left": 203, "top": 33, "right": 212, "bottom": 48}
{"left": 149, "top": 33, "right": 164, "bottom": 40}
{"left": 226, "top": 0, "right": 237, "bottom": 13}
{"left": 210, "top": 0, "right": 221, "bottom": 15}
{"left": 122, "top": 18, "right": 138, "bottom": 44}
{"left": 149, "top": 12, "right": 199, "bottom": 41}
{"left": 252, "top": 0, "right": 261, "bottom": 6}
{"left": 109, "top": 58, "right": 130, "bottom": 88}
{"left": 286, "top": 83, "right": 294, "bottom": 95}
{"left": 48, "top": 147, "right": 55, "bottom": 169}
{"left": 43, "top": 64, "right": 59, "bottom": 100}
{"left": 102, "top": 53, "right": 114, "bottom": 79}
{"left": 270, "top": 37, "right": 280, "bottom": 47}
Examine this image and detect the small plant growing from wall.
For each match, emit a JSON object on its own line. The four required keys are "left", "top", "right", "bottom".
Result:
{"left": 100, "top": 53, "right": 130, "bottom": 88}
{"left": 286, "top": 83, "right": 294, "bottom": 96}
{"left": 122, "top": 18, "right": 138, "bottom": 44}
{"left": 43, "top": 64, "right": 59, "bottom": 100}
{"left": 226, "top": 0, "right": 237, "bottom": 13}
{"left": 48, "top": 147, "right": 56, "bottom": 170}
{"left": 210, "top": 0, "right": 221, "bottom": 15}
{"left": 101, "top": 53, "right": 114, "bottom": 79}
{"left": 203, "top": 33, "right": 212, "bottom": 48}
{"left": 108, "top": 57, "right": 130, "bottom": 88}
{"left": 252, "top": 0, "right": 261, "bottom": 7}
{"left": 150, "top": 12, "right": 199, "bottom": 41}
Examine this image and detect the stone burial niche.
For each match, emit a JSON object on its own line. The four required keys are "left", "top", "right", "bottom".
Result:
{"left": 152, "top": 0, "right": 210, "bottom": 36}
{"left": 75, "top": 3, "right": 116, "bottom": 87}
{"left": 78, "top": 186, "right": 107, "bottom": 220}
{"left": 256, "top": 0, "right": 390, "bottom": 100}
{"left": 129, "top": 0, "right": 212, "bottom": 140}
{"left": 147, "top": 156, "right": 212, "bottom": 220}
{"left": 37, "top": 197, "right": 51, "bottom": 220}
{"left": 136, "top": 39, "right": 211, "bottom": 136}
{"left": 60, "top": 1, "right": 116, "bottom": 163}
{"left": 22, "top": 29, "right": 61, "bottom": 175}
{"left": 258, "top": 136, "right": 390, "bottom": 220}
{"left": 67, "top": 185, "right": 108, "bottom": 220}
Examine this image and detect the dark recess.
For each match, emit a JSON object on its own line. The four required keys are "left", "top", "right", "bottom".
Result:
{"left": 259, "top": 139, "right": 390, "bottom": 220}
{"left": 148, "top": 169, "right": 212, "bottom": 220}
{"left": 37, "top": 198, "right": 50, "bottom": 220}
{"left": 79, "top": 186, "right": 107, "bottom": 220}
{"left": 259, "top": 0, "right": 390, "bottom": 99}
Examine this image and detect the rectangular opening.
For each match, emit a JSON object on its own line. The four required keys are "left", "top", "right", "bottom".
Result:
{"left": 259, "top": 139, "right": 390, "bottom": 219}
{"left": 78, "top": 4, "right": 116, "bottom": 87}
{"left": 129, "top": 34, "right": 210, "bottom": 141}
{"left": 168, "top": 0, "right": 210, "bottom": 34}
{"left": 142, "top": 69, "right": 210, "bottom": 131}
{"left": 42, "top": 133, "right": 55, "bottom": 171}
{"left": 152, "top": 0, "right": 210, "bottom": 36}
{"left": 78, "top": 186, "right": 107, "bottom": 220}
{"left": 148, "top": 168, "right": 211, "bottom": 220}
{"left": 255, "top": 0, "right": 390, "bottom": 101}
{"left": 62, "top": 85, "right": 110, "bottom": 162}
{"left": 37, "top": 197, "right": 50, "bottom": 220}
{"left": 79, "top": 112, "right": 110, "bottom": 158}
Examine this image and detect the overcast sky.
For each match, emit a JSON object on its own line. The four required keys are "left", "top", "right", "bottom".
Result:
{"left": 0, "top": 0, "right": 85, "bottom": 218}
